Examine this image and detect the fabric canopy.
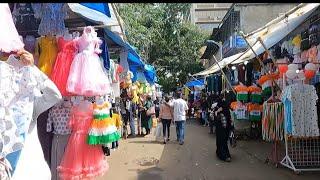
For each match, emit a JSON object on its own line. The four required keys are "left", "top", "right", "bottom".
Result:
{"left": 79, "top": 3, "right": 111, "bottom": 17}
{"left": 193, "top": 3, "right": 320, "bottom": 76}
{"left": 144, "top": 64, "right": 156, "bottom": 84}
{"left": 68, "top": 3, "right": 118, "bottom": 26}
{"left": 185, "top": 79, "right": 205, "bottom": 87}
{"left": 127, "top": 51, "right": 144, "bottom": 67}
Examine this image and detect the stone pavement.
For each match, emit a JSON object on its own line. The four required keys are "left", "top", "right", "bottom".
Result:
{"left": 99, "top": 120, "right": 320, "bottom": 180}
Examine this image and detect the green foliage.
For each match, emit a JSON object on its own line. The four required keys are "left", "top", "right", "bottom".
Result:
{"left": 117, "top": 3, "right": 208, "bottom": 93}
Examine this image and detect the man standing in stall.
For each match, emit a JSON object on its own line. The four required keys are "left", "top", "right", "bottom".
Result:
{"left": 126, "top": 97, "right": 136, "bottom": 137}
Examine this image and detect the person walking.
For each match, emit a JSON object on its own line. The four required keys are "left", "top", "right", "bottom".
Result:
{"left": 154, "top": 97, "right": 160, "bottom": 119}
{"left": 215, "top": 95, "right": 233, "bottom": 162}
{"left": 159, "top": 96, "right": 173, "bottom": 144}
{"left": 173, "top": 92, "right": 188, "bottom": 145}
{"left": 141, "top": 96, "right": 153, "bottom": 135}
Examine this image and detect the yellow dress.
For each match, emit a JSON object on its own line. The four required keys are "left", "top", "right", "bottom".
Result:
{"left": 36, "top": 36, "right": 58, "bottom": 76}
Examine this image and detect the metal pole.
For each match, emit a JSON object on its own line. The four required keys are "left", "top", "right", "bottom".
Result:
{"left": 239, "top": 31, "right": 264, "bottom": 68}
{"left": 257, "top": 37, "right": 277, "bottom": 64}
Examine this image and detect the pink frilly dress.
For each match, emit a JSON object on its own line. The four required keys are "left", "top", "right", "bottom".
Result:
{"left": 51, "top": 37, "right": 77, "bottom": 96}
{"left": 0, "top": 3, "right": 24, "bottom": 53}
{"left": 58, "top": 101, "right": 108, "bottom": 180}
{"left": 66, "top": 26, "right": 110, "bottom": 96}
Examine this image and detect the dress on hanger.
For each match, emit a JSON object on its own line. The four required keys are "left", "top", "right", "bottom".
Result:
{"left": 36, "top": 36, "right": 59, "bottom": 76}
{"left": 50, "top": 37, "right": 77, "bottom": 96}
{"left": 282, "top": 84, "right": 319, "bottom": 137}
{"left": 87, "top": 102, "right": 121, "bottom": 145}
{"left": 0, "top": 3, "right": 24, "bottom": 53}
{"left": 32, "top": 3, "right": 67, "bottom": 36}
{"left": 67, "top": 26, "right": 110, "bottom": 96}
{"left": 58, "top": 101, "right": 108, "bottom": 179}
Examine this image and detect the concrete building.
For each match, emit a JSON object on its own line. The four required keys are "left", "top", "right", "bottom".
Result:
{"left": 190, "top": 3, "right": 232, "bottom": 33}
{"left": 201, "top": 3, "right": 299, "bottom": 68}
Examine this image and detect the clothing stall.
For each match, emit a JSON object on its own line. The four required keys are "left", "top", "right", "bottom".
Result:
{"left": 198, "top": 3, "right": 320, "bottom": 172}
{"left": 236, "top": 4, "right": 320, "bottom": 172}
{"left": 0, "top": 3, "right": 157, "bottom": 180}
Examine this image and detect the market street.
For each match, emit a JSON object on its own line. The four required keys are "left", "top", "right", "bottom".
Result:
{"left": 99, "top": 120, "right": 320, "bottom": 180}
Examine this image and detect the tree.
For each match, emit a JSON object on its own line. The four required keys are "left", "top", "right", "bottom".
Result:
{"left": 116, "top": 3, "right": 209, "bottom": 93}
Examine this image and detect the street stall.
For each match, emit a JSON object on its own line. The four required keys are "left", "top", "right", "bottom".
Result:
{"left": 0, "top": 3, "right": 157, "bottom": 180}
{"left": 193, "top": 3, "right": 320, "bottom": 172}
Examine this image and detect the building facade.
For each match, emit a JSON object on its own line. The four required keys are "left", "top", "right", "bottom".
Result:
{"left": 214, "top": 3, "right": 299, "bottom": 58}
{"left": 190, "top": 3, "right": 232, "bottom": 33}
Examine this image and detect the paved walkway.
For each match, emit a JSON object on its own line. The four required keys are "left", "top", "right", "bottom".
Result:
{"left": 99, "top": 120, "right": 320, "bottom": 180}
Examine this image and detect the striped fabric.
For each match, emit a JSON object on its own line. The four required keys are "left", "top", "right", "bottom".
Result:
{"left": 87, "top": 102, "right": 120, "bottom": 145}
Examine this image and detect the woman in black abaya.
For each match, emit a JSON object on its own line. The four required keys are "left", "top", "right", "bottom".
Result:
{"left": 215, "top": 96, "right": 233, "bottom": 162}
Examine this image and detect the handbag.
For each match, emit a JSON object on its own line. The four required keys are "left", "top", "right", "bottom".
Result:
{"left": 146, "top": 106, "right": 155, "bottom": 116}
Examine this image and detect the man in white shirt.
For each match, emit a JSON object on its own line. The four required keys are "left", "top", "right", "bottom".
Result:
{"left": 173, "top": 92, "right": 189, "bottom": 145}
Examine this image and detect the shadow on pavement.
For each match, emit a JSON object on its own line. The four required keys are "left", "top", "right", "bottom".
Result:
{"left": 136, "top": 120, "right": 320, "bottom": 180}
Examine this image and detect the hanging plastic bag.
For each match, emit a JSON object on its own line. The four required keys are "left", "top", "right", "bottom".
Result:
{"left": 153, "top": 123, "right": 162, "bottom": 141}
{"left": 152, "top": 117, "right": 158, "bottom": 128}
{"left": 229, "top": 130, "right": 237, "bottom": 148}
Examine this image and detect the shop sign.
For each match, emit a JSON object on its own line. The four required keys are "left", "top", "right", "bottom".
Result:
{"left": 233, "top": 35, "right": 247, "bottom": 48}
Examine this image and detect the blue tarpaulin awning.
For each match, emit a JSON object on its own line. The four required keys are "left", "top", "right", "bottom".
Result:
{"left": 68, "top": 3, "right": 118, "bottom": 26}
{"left": 185, "top": 79, "right": 205, "bottom": 87}
{"left": 143, "top": 64, "right": 156, "bottom": 84}
{"left": 79, "top": 3, "right": 111, "bottom": 17}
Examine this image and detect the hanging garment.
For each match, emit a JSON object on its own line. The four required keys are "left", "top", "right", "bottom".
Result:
{"left": 46, "top": 101, "right": 72, "bottom": 135}
{"left": 281, "top": 84, "right": 319, "bottom": 137}
{"left": 234, "top": 84, "right": 249, "bottom": 102}
{"left": 50, "top": 37, "right": 77, "bottom": 96}
{"left": 230, "top": 101, "right": 248, "bottom": 121}
{"left": 32, "top": 3, "right": 67, "bottom": 36}
{"left": 11, "top": 3, "right": 39, "bottom": 37}
{"left": 292, "top": 34, "right": 301, "bottom": 55}
{"left": 58, "top": 101, "right": 108, "bottom": 179}
{"left": 300, "top": 50, "right": 309, "bottom": 62}
{"left": 0, "top": 3, "right": 24, "bottom": 53}
{"left": 308, "top": 46, "right": 318, "bottom": 63}
{"left": 87, "top": 102, "right": 121, "bottom": 145}
{"left": 50, "top": 134, "right": 70, "bottom": 180}
{"left": 258, "top": 74, "right": 278, "bottom": 99}
{"left": 248, "top": 103, "right": 263, "bottom": 122}
{"left": 262, "top": 102, "right": 284, "bottom": 142}
{"left": 237, "top": 65, "right": 246, "bottom": 84}
{"left": 301, "top": 29, "right": 310, "bottom": 51}
{"left": 246, "top": 62, "right": 253, "bottom": 86}
{"left": 248, "top": 85, "right": 262, "bottom": 103}
{"left": 23, "top": 35, "right": 36, "bottom": 54}
{"left": 36, "top": 36, "right": 59, "bottom": 76}
{"left": 100, "top": 39, "right": 110, "bottom": 70}
{"left": 66, "top": 26, "right": 110, "bottom": 96}
{"left": 3, "top": 56, "right": 62, "bottom": 179}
